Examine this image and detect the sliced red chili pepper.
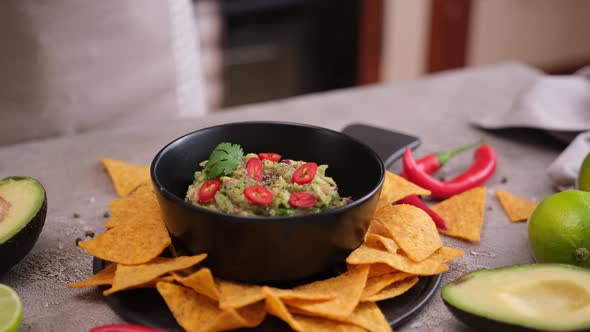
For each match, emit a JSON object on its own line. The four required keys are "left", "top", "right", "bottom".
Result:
{"left": 244, "top": 185, "right": 274, "bottom": 205}
{"left": 289, "top": 192, "right": 317, "bottom": 208}
{"left": 292, "top": 162, "right": 318, "bottom": 184}
{"left": 258, "top": 153, "right": 281, "bottom": 162}
{"left": 198, "top": 179, "right": 221, "bottom": 203}
{"left": 246, "top": 157, "right": 263, "bottom": 181}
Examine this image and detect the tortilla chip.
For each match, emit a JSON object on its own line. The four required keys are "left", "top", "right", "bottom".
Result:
{"left": 432, "top": 187, "right": 487, "bottom": 242}
{"left": 283, "top": 265, "right": 369, "bottom": 320}
{"left": 367, "top": 263, "right": 398, "bottom": 278}
{"left": 105, "top": 184, "right": 161, "bottom": 228}
{"left": 364, "top": 233, "right": 399, "bottom": 254}
{"left": 376, "top": 204, "right": 442, "bottom": 262}
{"left": 495, "top": 190, "right": 537, "bottom": 223}
{"left": 78, "top": 211, "right": 171, "bottom": 265}
{"left": 377, "top": 171, "right": 431, "bottom": 210}
{"left": 103, "top": 254, "right": 206, "bottom": 295}
{"left": 219, "top": 281, "right": 265, "bottom": 309}
{"left": 366, "top": 218, "right": 390, "bottom": 238}
{"left": 429, "top": 246, "right": 465, "bottom": 263}
{"left": 100, "top": 158, "right": 151, "bottom": 197}
{"left": 264, "top": 286, "right": 304, "bottom": 331}
{"left": 344, "top": 302, "right": 392, "bottom": 332}
{"left": 67, "top": 263, "right": 117, "bottom": 288}
{"left": 293, "top": 314, "right": 366, "bottom": 332}
{"left": 175, "top": 268, "right": 220, "bottom": 301}
{"left": 360, "top": 271, "right": 413, "bottom": 301}
{"left": 362, "top": 276, "right": 419, "bottom": 302}
{"left": 346, "top": 244, "right": 448, "bottom": 276}
{"left": 204, "top": 301, "right": 266, "bottom": 332}
{"left": 158, "top": 282, "right": 264, "bottom": 332}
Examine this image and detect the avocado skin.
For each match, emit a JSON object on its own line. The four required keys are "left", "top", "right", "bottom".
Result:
{"left": 0, "top": 190, "right": 47, "bottom": 275}
{"left": 443, "top": 295, "right": 590, "bottom": 332}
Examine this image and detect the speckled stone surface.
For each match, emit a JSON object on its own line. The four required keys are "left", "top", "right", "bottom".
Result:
{"left": 0, "top": 63, "right": 564, "bottom": 332}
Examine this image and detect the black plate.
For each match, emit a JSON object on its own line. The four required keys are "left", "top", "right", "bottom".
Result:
{"left": 94, "top": 258, "right": 442, "bottom": 331}
{"left": 93, "top": 124, "right": 440, "bottom": 330}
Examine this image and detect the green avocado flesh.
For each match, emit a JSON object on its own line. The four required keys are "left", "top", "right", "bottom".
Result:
{"left": 0, "top": 178, "right": 45, "bottom": 244}
{"left": 442, "top": 264, "right": 590, "bottom": 331}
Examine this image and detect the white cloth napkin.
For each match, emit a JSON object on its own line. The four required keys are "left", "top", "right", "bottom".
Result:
{"left": 472, "top": 66, "right": 590, "bottom": 190}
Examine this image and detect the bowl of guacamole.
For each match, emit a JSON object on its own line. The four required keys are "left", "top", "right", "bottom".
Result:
{"left": 151, "top": 122, "right": 385, "bottom": 284}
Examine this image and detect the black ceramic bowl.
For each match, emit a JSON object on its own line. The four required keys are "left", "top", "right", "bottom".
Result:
{"left": 151, "top": 122, "right": 385, "bottom": 285}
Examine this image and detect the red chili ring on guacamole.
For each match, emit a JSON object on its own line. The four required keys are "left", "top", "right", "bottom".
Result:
{"left": 246, "top": 157, "right": 263, "bottom": 181}
{"left": 198, "top": 179, "right": 221, "bottom": 203}
{"left": 292, "top": 162, "right": 318, "bottom": 184}
{"left": 289, "top": 192, "right": 317, "bottom": 208}
{"left": 244, "top": 185, "right": 274, "bottom": 205}
{"left": 258, "top": 153, "right": 281, "bottom": 162}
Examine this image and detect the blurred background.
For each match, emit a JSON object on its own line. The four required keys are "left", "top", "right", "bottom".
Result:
{"left": 201, "top": 0, "right": 590, "bottom": 109}
{"left": 1, "top": 0, "right": 589, "bottom": 145}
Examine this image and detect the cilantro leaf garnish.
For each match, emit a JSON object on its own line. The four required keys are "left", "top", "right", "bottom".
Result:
{"left": 204, "top": 143, "right": 244, "bottom": 179}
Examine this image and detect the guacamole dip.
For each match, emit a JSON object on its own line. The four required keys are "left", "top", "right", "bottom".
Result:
{"left": 185, "top": 143, "right": 351, "bottom": 216}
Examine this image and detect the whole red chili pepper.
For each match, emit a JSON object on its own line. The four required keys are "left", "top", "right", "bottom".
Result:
{"left": 402, "top": 145, "right": 497, "bottom": 199}
{"left": 399, "top": 140, "right": 481, "bottom": 178}
{"left": 397, "top": 142, "right": 480, "bottom": 230}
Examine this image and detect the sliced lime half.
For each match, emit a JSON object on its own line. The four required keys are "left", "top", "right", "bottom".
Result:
{"left": 0, "top": 284, "right": 22, "bottom": 332}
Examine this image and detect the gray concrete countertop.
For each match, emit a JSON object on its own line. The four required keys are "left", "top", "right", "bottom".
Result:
{"left": 0, "top": 63, "right": 564, "bottom": 332}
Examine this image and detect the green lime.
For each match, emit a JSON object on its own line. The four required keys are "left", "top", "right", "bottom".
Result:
{"left": 528, "top": 190, "right": 590, "bottom": 268}
{"left": 579, "top": 152, "right": 590, "bottom": 191}
{"left": 0, "top": 284, "right": 22, "bottom": 332}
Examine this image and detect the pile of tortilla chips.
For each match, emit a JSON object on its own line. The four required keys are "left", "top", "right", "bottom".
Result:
{"left": 69, "top": 160, "right": 465, "bottom": 332}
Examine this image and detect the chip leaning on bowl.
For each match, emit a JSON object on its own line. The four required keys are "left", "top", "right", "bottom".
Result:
{"left": 186, "top": 143, "right": 352, "bottom": 217}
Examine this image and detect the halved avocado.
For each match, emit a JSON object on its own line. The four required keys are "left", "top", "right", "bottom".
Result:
{"left": 0, "top": 177, "right": 47, "bottom": 274}
{"left": 442, "top": 264, "right": 590, "bottom": 332}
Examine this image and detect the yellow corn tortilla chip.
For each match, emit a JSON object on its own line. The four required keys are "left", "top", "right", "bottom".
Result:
{"left": 343, "top": 302, "right": 392, "bottom": 332}
{"left": 264, "top": 286, "right": 304, "bottom": 331}
{"left": 283, "top": 265, "right": 369, "bottom": 320}
{"left": 347, "top": 244, "right": 448, "bottom": 276}
{"left": 101, "top": 158, "right": 151, "bottom": 197}
{"left": 287, "top": 304, "right": 386, "bottom": 332}
{"left": 366, "top": 218, "right": 390, "bottom": 237}
{"left": 364, "top": 233, "right": 399, "bottom": 254}
{"left": 78, "top": 211, "right": 171, "bottom": 265}
{"left": 376, "top": 204, "right": 443, "bottom": 262}
{"left": 174, "top": 268, "right": 220, "bottom": 301}
{"left": 67, "top": 263, "right": 117, "bottom": 288}
{"left": 205, "top": 301, "right": 267, "bottom": 332}
{"left": 432, "top": 187, "right": 487, "bottom": 242}
{"left": 495, "top": 190, "right": 537, "bottom": 223}
{"left": 367, "top": 263, "right": 398, "bottom": 278}
{"left": 105, "top": 184, "right": 160, "bottom": 228}
{"left": 360, "top": 271, "right": 413, "bottom": 301}
{"left": 362, "top": 276, "right": 419, "bottom": 302}
{"left": 157, "top": 282, "right": 265, "bottom": 332}
{"left": 293, "top": 314, "right": 366, "bottom": 332}
{"left": 103, "top": 254, "right": 206, "bottom": 295}
{"left": 377, "top": 171, "right": 431, "bottom": 210}
{"left": 219, "top": 281, "right": 265, "bottom": 310}
{"left": 263, "top": 287, "right": 364, "bottom": 332}
{"left": 429, "top": 246, "right": 465, "bottom": 263}
{"left": 139, "top": 274, "right": 177, "bottom": 288}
